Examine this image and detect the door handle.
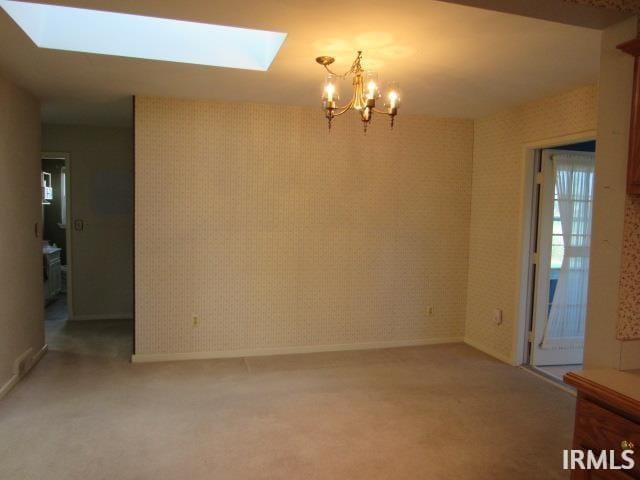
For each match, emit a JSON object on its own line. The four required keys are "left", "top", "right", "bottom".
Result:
{"left": 74, "top": 219, "right": 84, "bottom": 232}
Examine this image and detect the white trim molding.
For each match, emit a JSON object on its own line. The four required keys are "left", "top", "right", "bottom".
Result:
{"left": 0, "top": 344, "right": 48, "bottom": 400}
{"left": 71, "top": 313, "right": 133, "bottom": 321}
{"left": 42, "top": 152, "right": 73, "bottom": 318}
{"left": 515, "top": 130, "right": 597, "bottom": 367}
{"left": 131, "top": 337, "right": 464, "bottom": 363}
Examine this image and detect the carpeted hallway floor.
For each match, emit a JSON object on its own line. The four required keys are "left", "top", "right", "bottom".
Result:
{"left": 0, "top": 343, "right": 574, "bottom": 479}
{"left": 45, "top": 294, "right": 133, "bottom": 359}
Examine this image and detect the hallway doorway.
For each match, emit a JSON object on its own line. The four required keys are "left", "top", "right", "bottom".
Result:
{"left": 41, "top": 151, "right": 132, "bottom": 360}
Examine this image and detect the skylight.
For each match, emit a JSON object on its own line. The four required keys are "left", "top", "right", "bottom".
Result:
{"left": 0, "top": 0, "right": 286, "bottom": 71}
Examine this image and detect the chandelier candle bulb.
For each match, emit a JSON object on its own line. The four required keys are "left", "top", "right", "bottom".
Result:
{"left": 366, "top": 80, "right": 378, "bottom": 101}
{"left": 325, "top": 83, "right": 335, "bottom": 102}
{"left": 389, "top": 91, "right": 398, "bottom": 109}
{"left": 384, "top": 82, "right": 401, "bottom": 109}
{"left": 321, "top": 74, "right": 339, "bottom": 110}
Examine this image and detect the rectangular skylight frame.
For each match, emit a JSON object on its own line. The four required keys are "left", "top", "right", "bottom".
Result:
{"left": 0, "top": 0, "right": 286, "bottom": 71}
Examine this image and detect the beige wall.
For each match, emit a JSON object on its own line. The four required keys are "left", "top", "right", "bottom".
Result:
{"left": 42, "top": 125, "right": 133, "bottom": 319}
{"left": 134, "top": 97, "right": 474, "bottom": 358}
{"left": 585, "top": 16, "right": 639, "bottom": 368}
{"left": 0, "top": 73, "right": 44, "bottom": 393}
{"left": 612, "top": 20, "right": 640, "bottom": 346}
{"left": 465, "top": 85, "right": 599, "bottom": 363}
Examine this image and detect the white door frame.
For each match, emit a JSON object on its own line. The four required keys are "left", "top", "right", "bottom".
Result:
{"left": 42, "top": 152, "right": 73, "bottom": 320}
{"left": 514, "top": 131, "right": 597, "bottom": 366}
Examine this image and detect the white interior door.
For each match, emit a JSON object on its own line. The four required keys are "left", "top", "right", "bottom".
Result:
{"left": 530, "top": 149, "right": 595, "bottom": 366}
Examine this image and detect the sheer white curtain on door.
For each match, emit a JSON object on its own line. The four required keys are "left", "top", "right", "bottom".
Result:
{"left": 541, "top": 154, "right": 595, "bottom": 350}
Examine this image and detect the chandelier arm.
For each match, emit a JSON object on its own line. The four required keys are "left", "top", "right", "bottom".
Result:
{"left": 372, "top": 108, "right": 393, "bottom": 115}
{"left": 332, "top": 99, "right": 355, "bottom": 117}
{"left": 323, "top": 64, "right": 358, "bottom": 79}
{"left": 322, "top": 64, "right": 340, "bottom": 77}
{"left": 323, "top": 51, "right": 363, "bottom": 78}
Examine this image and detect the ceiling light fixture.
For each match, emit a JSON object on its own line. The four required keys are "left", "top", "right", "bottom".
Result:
{"left": 316, "top": 51, "right": 401, "bottom": 131}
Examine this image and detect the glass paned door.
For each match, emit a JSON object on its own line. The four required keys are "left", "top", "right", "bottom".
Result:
{"left": 530, "top": 150, "right": 595, "bottom": 367}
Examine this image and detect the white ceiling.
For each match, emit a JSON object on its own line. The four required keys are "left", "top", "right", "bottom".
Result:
{"left": 0, "top": 0, "right": 605, "bottom": 125}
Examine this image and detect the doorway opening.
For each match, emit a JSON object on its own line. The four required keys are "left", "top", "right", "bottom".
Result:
{"left": 522, "top": 139, "right": 596, "bottom": 381}
{"left": 41, "top": 148, "right": 133, "bottom": 360}
{"left": 40, "top": 100, "right": 135, "bottom": 360}
{"left": 42, "top": 153, "right": 71, "bottom": 317}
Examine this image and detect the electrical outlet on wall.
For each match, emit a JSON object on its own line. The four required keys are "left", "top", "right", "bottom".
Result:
{"left": 493, "top": 309, "right": 503, "bottom": 326}
{"left": 426, "top": 306, "right": 433, "bottom": 316}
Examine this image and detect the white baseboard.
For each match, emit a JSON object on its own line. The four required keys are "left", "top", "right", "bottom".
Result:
{"left": 131, "top": 337, "right": 464, "bottom": 363}
{"left": 464, "top": 337, "right": 515, "bottom": 365}
{"left": 0, "top": 373, "right": 20, "bottom": 400}
{"left": 0, "top": 344, "right": 48, "bottom": 400}
{"left": 32, "top": 343, "right": 48, "bottom": 365}
{"left": 70, "top": 313, "right": 133, "bottom": 321}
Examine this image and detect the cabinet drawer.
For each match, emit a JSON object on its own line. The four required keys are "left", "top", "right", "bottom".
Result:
{"left": 574, "top": 397, "right": 640, "bottom": 477}
{"left": 45, "top": 251, "right": 61, "bottom": 265}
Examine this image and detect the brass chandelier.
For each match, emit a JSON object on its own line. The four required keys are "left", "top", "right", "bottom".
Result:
{"left": 316, "top": 51, "right": 401, "bottom": 131}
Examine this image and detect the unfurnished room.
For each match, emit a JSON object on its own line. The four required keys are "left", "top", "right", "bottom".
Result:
{"left": 1, "top": 1, "right": 640, "bottom": 479}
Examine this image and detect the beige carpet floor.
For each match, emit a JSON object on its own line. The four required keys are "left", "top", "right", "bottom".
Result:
{"left": 0, "top": 343, "right": 574, "bottom": 479}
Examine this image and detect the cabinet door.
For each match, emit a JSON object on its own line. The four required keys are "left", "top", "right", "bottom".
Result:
{"left": 628, "top": 129, "right": 640, "bottom": 195}
{"left": 628, "top": 56, "right": 640, "bottom": 195}
{"left": 50, "top": 257, "right": 62, "bottom": 296}
{"left": 571, "top": 469, "right": 635, "bottom": 479}
{"left": 617, "top": 40, "right": 640, "bottom": 195}
{"left": 571, "top": 398, "right": 640, "bottom": 479}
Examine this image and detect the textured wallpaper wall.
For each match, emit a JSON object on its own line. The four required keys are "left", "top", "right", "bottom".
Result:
{"left": 134, "top": 98, "right": 474, "bottom": 357}
{"left": 564, "top": 0, "right": 640, "bottom": 14}
{"left": 618, "top": 196, "right": 640, "bottom": 339}
{"left": 465, "top": 85, "right": 598, "bottom": 363}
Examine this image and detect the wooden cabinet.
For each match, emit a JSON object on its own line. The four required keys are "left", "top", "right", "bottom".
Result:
{"left": 565, "top": 370, "right": 640, "bottom": 479}
{"left": 43, "top": 247, "right": 62, "bottom": 304}
{"left": 617, "top": 38, "right": 640, "bottom": 195}
{"left": 572, "top": 398, "right": 639, "bottom": 479}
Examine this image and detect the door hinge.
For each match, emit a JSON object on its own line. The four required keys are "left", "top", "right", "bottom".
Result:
{"left": 535, "top": 172, "right": 544, "bottom": 185}
{"left": 532, "top": 252, "right": 539, "bottom": 265}
{"left": 527, "top": 331, "right": 534, "bottom": 343}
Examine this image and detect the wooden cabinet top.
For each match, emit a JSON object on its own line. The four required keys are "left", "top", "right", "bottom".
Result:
{"left": 565, "top": 368, "right": 640, "bottom": 418}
